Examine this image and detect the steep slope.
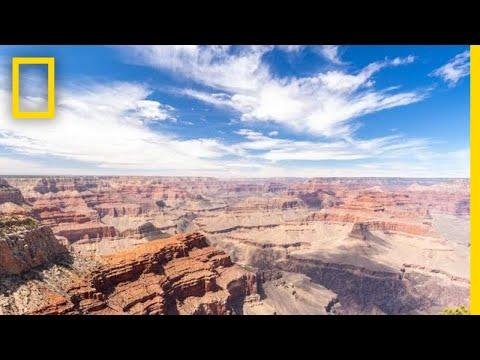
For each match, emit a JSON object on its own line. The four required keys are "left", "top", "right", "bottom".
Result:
{"left": 0, "top": 232, "right": 257, "bottom": 315}
{"left": 0, "top": 216, "right": 67, "bottom": 276}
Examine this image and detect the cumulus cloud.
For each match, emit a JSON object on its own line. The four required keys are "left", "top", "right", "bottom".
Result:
{"left": 126, "top": 46, "right": 424, "bottom": 138}
{"left": 431, "top": 50, "right": 470, "bottom": 87}
{"left": 132, "top": 100, "right": 176, "bottom": 122}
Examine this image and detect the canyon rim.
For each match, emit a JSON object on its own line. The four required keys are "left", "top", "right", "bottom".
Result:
{"left": 0, "top": 176, "right": 470, "bottom": 315}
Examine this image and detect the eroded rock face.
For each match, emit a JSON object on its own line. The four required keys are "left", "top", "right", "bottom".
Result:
{"left": 0, "top": 176, "right": 470, "bottom": 315}
{"left": 0, "top": 216, "right": 67, "bottom": 276}
{"left": 54, "top": 222, "right": 118, "bottom": 243}
{"left": 0, "top": 179, "right": 26, "bottom": 206}
{"left": 0, "top": 232, "right": 257, "bottom": 315}
{"left": 349, "top": 220, "right": 434, "bottom": 239}
{"left": 276, "top": 255, "right": 469, "bottom": 314}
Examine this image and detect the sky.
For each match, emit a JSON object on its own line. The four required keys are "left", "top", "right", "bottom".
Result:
{"left": 0, "top": 45, "right": 470, "bottom": 178}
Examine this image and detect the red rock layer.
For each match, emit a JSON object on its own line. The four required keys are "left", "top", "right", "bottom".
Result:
{"left": 53, "top": 222, "right": 118, "bottom": 243}
{"left": 305, "top": 211, "right": 434, "bottom": 237}
{"left": 4, "top": 176, "right": 469, "bottom": 244}
{"left": 31, "top": 232, "right": 257, "bottom": 315}
{"left": 349, "top": 220, "right": 433, "bottom": 239}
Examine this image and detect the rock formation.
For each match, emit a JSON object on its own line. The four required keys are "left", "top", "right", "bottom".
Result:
{"left": 0, "top": 176, "right": 470, "bottom": 315}
{"left": 0, "top": 216, "right": 67, "bottom": 276}
{"left": 0, "top": 179, "right": 26, "bottom": 206}
{"left": 0, "top": 232, "right": 257, "bottom": 315}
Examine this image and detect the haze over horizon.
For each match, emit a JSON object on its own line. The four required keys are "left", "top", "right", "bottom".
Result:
{"left": 0, "top": 174, "right": 470, "bottom": 180}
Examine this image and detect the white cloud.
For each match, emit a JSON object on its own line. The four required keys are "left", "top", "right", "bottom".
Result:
{"left": 180, "top": 89, "right": 234, "bottom": 108}
{"left": 0, "top": 107, "right": 467, "bottom": 177}
{"left": 279, "top": 45, "right": 344, "bottom": 64}
{"left": 0, "top": 156, "right": 48, "bottom": 174}
{"left": 317, "top": 45, "right": 343, "bottom": 64}
{"left": 431, "top": 50, "right": 470, "bottom": 87}
{"left": 220, "top": 129, "right": 467, "bottom": 178}
{"left": 0, "top": 47, "right": 466, "bottom": 179}
{"left": 150, "top": 153, "right": 465, "bottom": 179}
{"left": 0, "top": 81, "right": 230, "bottom": 172}
{"left": 124, "top": 45, "right": 272, "bottom": 92}
{"left": 0, "top": 156, "right": 108, "bottom": 175}
{"left": 213, "top": 157, "right": 469, "bottom": 178}
{"left": 127, "top": 46, "right": 424, "bottom": 138}
{"left": 277, "top": 45, "right": 304, "bottom": 53}
{"left": 233, "top": 129, "right": 430, "bottom": 162}
{"left": 184, "top": 68, "right": 425, "bottom": 137}
{"left": 133, "top": 100, "right": 176, "bottom": 122}
{"left": 391, "top": 55, "right": 415, "bottom": 66}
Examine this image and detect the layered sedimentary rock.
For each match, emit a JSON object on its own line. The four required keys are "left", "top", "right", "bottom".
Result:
{"left": 0, "top": 176, "right": 470, "bottom": 315}
{"left": 298, "top": 190, "right": 342, "bottom": 209}
{"left": 95, "top": 203, "right": 146, "bottom": 218}
{"left": 0, "top": 179, "right": 26, "bottom": 206}
{"left": 0, "top": 232, "right": 257, "bottom": 315}
{"left": 231, "top": 196, "right": 306, "bottom": 211}
{"left": 277, "top": 255, "right": 469, "bottom": 314}
{"left": 349, "top": 220, "right": 434, "bottom": 238}
{"left": 0, "top": 216, "right": 67, "bottom": 276}
{"left": 53, "top": 222, "right": 118, "bottom": 244}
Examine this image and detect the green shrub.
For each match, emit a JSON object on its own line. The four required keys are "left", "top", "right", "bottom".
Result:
{"left": 0, "top": 216, "right": 38, "bottom": 236}
{"left": 441, "top": 306, "right": 469, "bottom": 315}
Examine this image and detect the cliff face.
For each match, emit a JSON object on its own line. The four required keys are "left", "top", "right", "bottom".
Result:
{"left": 349, "top": 220, "right": 434, "bottom": 238}
{"left": 0, "top": 176, "right": 470, "bottom": 315}
{"left": 0, "top": 216, "right": 67, "bottom": 276}
{"left": 277, "top": 255, "right": 469, "bottom": 314}
{"left": 0, "top": 232, "right": 257, "bottom": 315}
{"left": 0, "top": 179, "right": 26, "bottom": 206}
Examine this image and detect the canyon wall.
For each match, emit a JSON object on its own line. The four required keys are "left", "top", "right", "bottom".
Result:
{"left": 0, "top": 176, "right": 470, "bottom": 315}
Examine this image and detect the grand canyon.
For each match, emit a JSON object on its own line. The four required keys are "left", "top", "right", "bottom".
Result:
{"left": 0, "top": 176, "right": 470, "bottom": 315}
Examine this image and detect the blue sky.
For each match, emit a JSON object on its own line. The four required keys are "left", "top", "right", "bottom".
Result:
{"left": 0, "top": 45, "right": 470, "bottom": 177}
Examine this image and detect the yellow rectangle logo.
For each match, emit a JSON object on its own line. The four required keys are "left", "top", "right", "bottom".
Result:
{"left": 11, "top": 57, "right": 55, "bottom": 119}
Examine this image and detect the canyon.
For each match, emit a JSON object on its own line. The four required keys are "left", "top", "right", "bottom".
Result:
{"left": 0, "top": 176, "right": 470, "bottom": 315}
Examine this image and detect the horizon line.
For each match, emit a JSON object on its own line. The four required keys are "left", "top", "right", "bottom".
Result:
{"left": 0, "top": 174, "right": 471, "bottom": 180}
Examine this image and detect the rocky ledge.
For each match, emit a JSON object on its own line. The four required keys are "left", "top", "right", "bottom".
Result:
{"left": 0, "top": 216, "right": 67, "bottom": 276}
{"left": 0, "top": 232, "right": 257, "bottom": 315}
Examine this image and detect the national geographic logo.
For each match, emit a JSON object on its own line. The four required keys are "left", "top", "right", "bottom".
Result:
{"left": 11, "top": 57, "right": 55, "bottom": 119}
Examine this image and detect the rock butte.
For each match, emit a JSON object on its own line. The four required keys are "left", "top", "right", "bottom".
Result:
{"left": 0, "top": 176, "right": 470, "bottom": 314}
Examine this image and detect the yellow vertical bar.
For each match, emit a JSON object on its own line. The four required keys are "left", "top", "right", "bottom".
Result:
{"left": 11, "top": 58, "right": 20, "bottom": 117}
{"left": 471, "top": 45, "right": 479, "bottom": 314}
{"left": 47, "top": 58, "right": 55, "bottom": 118}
